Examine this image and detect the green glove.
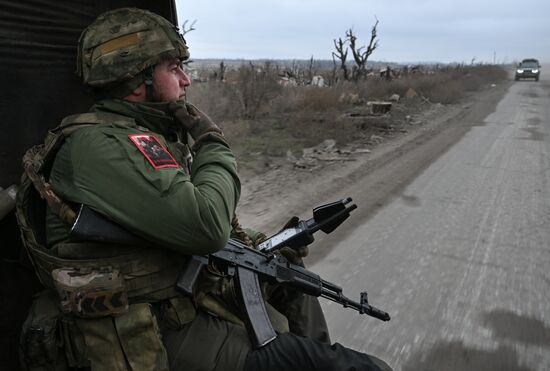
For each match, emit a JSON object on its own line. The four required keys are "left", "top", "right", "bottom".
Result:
{"left": 168, "top": 102, "right": 223, "bottom": 143}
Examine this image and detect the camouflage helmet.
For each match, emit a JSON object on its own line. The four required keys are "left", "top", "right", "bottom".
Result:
{"left": 77, "top": 8, "right": 189, "bottom": 89}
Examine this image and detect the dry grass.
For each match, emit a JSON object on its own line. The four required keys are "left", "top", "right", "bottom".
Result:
{"left": 187, "top": 64, "right": 508, "bottom": 173}
{"left": 353, "top": 65, "right": 508, "bottom": 103}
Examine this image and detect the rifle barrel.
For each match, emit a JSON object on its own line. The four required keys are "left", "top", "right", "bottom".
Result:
{"left": 319, "top": 283, "right": 390, "bottom": 321}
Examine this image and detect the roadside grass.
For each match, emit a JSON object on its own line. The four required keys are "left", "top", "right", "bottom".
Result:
{"left": 188, "top": 64, "right": 508, "bottom": 173}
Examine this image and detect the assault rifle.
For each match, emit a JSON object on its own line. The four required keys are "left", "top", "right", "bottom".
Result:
{"left": 256, "top": 197, "right": 357, "bottom": 253}
{"left": 70, "top": 198, "right": 390, "bottom": 349}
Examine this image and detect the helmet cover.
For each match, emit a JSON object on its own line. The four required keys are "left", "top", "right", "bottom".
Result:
{"left": 77, "top": 8, "right": 189, "bottom": 88}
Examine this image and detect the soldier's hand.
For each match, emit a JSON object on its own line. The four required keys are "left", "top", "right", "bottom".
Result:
{"left": 168, "top": 102, "right": 222, "bottom": 141}
{"left": 278, "top": 246, "right": 309, "bottom": 266}
{"left": 273, "top": 216, "right": 309, "bottom": 265}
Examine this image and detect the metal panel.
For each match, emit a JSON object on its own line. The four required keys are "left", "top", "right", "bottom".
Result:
{"left": 0, "top": 0, "right": 178, "bottom": 187}
{"left": 0, "top": 2, "right": 178, "bottom": 369}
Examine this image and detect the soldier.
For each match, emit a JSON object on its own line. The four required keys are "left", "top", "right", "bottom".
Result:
{"left": 16, "top": 7, "right": 392, "bottom": 371}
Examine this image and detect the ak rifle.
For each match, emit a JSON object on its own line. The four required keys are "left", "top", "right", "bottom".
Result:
{"left": 70, "top": 198, "right": 390, "bottom": 349}
{"left": 175, "top": 198, "right": 390, "bottom": 348}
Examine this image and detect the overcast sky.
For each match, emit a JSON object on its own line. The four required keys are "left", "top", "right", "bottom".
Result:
{"left": 175, "top": 0, "right": 549, "bottom": 64}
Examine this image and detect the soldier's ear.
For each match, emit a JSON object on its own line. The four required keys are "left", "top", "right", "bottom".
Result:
{"left": 124, "top": 83, "right": 146, "bottom": 103}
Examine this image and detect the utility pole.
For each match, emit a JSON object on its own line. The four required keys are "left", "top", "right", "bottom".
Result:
{"left": 493, "top": 50, "right": 496, "bottom": 65}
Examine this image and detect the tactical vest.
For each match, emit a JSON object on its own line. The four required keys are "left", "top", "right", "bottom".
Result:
{"left": 16, "top": 111, "right": 186, "bottom": 304}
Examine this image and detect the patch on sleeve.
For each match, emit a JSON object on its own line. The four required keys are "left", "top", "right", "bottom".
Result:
{"left": 128, "top": 134, "right": 179, "bottom": 169}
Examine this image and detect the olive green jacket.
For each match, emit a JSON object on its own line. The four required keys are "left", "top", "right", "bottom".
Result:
{"left": 46, "top": 99, "right": 240, "bottom": 254}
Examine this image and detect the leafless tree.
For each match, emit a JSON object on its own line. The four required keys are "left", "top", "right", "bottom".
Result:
{"left": 347, "top": 17, "right": 379, "bottom": 80}
{"left": 218, "top": 61, "right": 226, "bottom": 81}
{"left": 210, "top": 60, "right": 227, "bottom": 81}
{"left": 332, "top": 37, "right": 350, "bottom": 81}
{"left": 181, "top": 19, "right": 197, "bottom": 36}
{"left": 229, "top": 62, "right": 282, "bottom": 119}
{"left": 281, "top": 61, "right": 303, "bottom": 85}
{"left": 307, "top": 55, "right": 316, "bottom": 82}
{"left": 329, "top": 54, "right": 339, "bottom": 85}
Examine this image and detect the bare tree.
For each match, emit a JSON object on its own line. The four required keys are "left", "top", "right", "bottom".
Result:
{"left": 332, "top": 37, "right": 350, "bottom": 81}
{"left": 307, "top": 55, "right": 316, "bottom": 82}
{"left": 281, "top": 60, "right": 303, "bottom": 85}
{"left": 218, "top": 61, "right": 226, "bottom": 81}
{"left": 210, "top": 60, "right": 227, "bottom": 81}
{"left": 288, "top": 60, "right": 301, "bottom": 81}
{"left": 229, "top": 62, "right": 282, "bottom": 119}
{"left": 330, "top": 54, "right": 339, "bottom": 85}
{"left": 347, "top": 17, "right": 379, "bottom": 80}
{"left": 181, "top": 19, "right": 197, "bottom": 36}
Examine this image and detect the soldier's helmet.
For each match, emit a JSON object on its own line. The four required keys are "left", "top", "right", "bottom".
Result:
{"left": 77, "top": 8, "right": 189, "bottom": 90}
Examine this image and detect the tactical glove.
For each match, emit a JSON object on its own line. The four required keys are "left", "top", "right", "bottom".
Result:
{"left": 168, "top": 102, "right": 224, "bottom": 149}
{"left": 278, "top": 246, "right": 309, "bottom": 266}
{"left": 275, "top": 216, "right": 309, "bottom": 266}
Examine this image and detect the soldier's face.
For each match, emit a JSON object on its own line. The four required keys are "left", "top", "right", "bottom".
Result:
{"left": 152, "top": 58, "right": 191, "bottom": 102}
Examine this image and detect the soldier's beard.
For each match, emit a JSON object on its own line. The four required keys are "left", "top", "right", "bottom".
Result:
{"left": 130, "top": 99, "right": 189, "bottom": 141}
{"left": 140, "top": 96, "right": 186, "bottom": 114}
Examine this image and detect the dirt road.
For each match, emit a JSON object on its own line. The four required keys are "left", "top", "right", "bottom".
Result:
{"left": 240, "top": 68, "right": 550, "bottom": 370}
{"left": 310, "top": 71, "right": 550, "bottom": 370}
{"left": 238, "top": 78, "right": 512, "bottom": 245}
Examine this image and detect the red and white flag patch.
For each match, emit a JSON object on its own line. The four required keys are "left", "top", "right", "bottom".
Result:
{"left": 128, "top": 134, "right": 179, "bottom": 169}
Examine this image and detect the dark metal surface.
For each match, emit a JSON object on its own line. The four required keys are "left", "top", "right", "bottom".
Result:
{"left": 0, "top": 0, "right": 178, "bottom": 188}
{"left": 0, "top": 2, "right": 178, "bottom": 369}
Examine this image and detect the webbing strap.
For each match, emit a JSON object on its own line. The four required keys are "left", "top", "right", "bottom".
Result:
{"left": 22, "top": 146, "right": 77, "bottom": 225}
{"left": 18, "top": 111, "right": 187, "bottom": 302}
{"left": 21, "top": 111, "right": 137, "bottom": 226}
{"left": 231, "top": 214, "right": 253, "bottom": 247}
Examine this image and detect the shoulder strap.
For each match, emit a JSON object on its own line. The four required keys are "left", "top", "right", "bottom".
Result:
{"left": 60, "top": 111, "right": 136, "bottom": 129}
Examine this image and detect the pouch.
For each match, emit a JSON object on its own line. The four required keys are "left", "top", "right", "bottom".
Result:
{"left": 52, "top": 267, "right": 128, "bottom": 318}
{"left": 72, "top": 303, "right": 169, "bottom": 371}
{"left": 20, "top": 290, "right": 68, "bottom": 371}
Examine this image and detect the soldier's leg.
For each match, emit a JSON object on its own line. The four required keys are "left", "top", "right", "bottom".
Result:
{"left": 243, "top": 332, "right": 392, "bottom": 371}
{"left": 284, "top": 294, "right": 331, "bottom": 343}
{"left": 267, "top": 281, "right": 331, "bottom": 344}
{"left": 162, "top": 310, "right": 251, "bottom": 371}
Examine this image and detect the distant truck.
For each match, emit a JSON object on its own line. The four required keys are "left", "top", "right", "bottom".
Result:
{"left": 515, "top": 58, "right": 541, "bottom": 81}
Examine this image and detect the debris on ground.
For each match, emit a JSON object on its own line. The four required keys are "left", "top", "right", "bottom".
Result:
{"left": 290, "top": 139, "right": 374, "bottom": 169}
{"left": 404, "top": 88, "right": 418, "bottom": 98}
{"left": 367, "top": 101, "right": 392, "bottom": 115}
{"left": 339, "top": 93, "right": 363, "bottom": 105}
{"left": 389, "top": 94, "right": 400, "bottom": 102}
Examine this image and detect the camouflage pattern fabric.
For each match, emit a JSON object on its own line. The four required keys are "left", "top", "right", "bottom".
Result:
{"left": 77, "top": 8, "right": 189, "bottom": 88}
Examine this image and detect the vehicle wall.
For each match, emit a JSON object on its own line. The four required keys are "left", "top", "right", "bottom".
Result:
{"left": 0, "top": 1, "right": 178, "bottom": 368}
{"left": 0, "top": 0, "right": 178, "bottom": 187}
